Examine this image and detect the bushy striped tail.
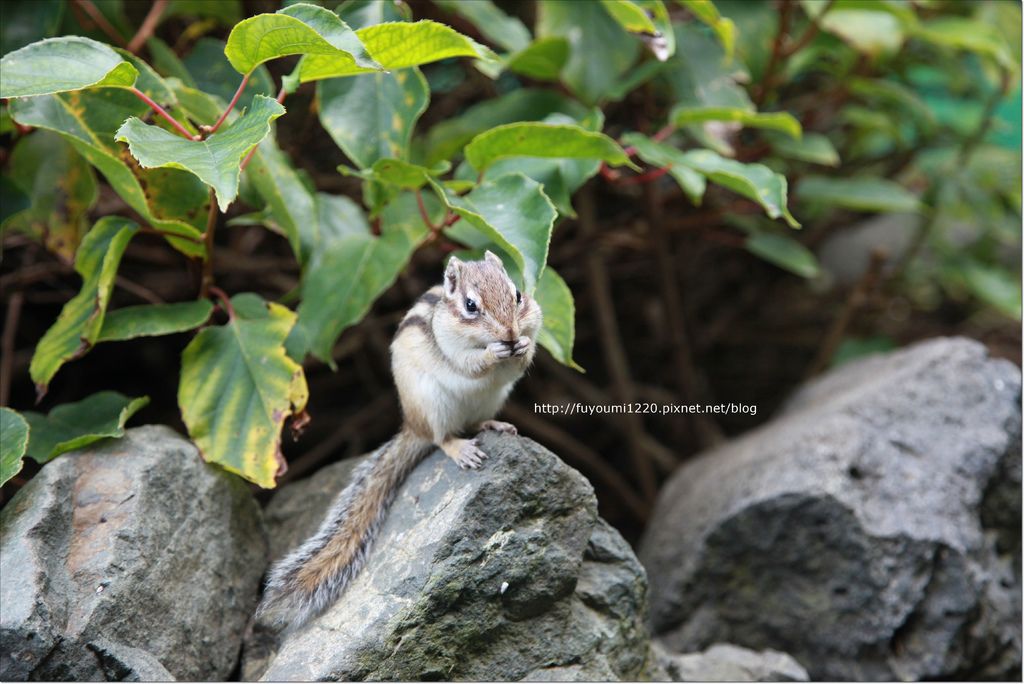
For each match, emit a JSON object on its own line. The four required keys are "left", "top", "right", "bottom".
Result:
{"left": 256, "top": 430, "right": 432, "bottom": 630}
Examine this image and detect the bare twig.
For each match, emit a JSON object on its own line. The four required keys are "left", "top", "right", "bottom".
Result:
{"left": 126, "top": 0, "right": 168, "bottom": 54}
{"left": 577, "top": 183, "right": 659, "bottom": 500}
{"left": 1, "top": 293, "right": 25, "bottom": 407}
{"left": 805, "top": 250, "right": 887, "bottom": 377}
{"left": 115, "top": 275, "right": 164, "bottom": 305}
{"left": 643, "top": 181, "right": 723, "bottom": 448}
{"left": 72, "top": 0, "right": 127, "bottom": 47}
{"left": 208, "top": 286, "right": 235, "bottom": 320}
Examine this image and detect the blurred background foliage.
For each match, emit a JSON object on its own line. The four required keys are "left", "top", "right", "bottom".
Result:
{"left": 1, "top": 0, "right": 1020, "bottom": 541}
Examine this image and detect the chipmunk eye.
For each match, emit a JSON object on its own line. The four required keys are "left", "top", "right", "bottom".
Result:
{"left": 515, "top": 290, "right": 522, "bottom": 305}
{"left": 465, "top": 297, "right": 478, "bottom": 313}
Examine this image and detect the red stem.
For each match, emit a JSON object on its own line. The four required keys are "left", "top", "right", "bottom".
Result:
{"left": 126, "top": 0, "right": 168, "bottom": 54}
{"left": 208, "top": 286, "right": 236, "bottom": 320}
{"left": 240, "top": 87, "right": 287, "bottom": 172}
{"left": 209, "top": 72, "right": 251, "bottom": 134}
{"left": 416, "top": 189, "right": 441, "bottom": 231}
{"left": 617, "top": 165, "right": 672, "bottom": 186}
{"left": 130, "top": 87, "right": 197, "bottom": 140}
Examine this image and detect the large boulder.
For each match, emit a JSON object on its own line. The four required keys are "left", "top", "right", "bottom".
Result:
{"left": 0, "top": 425, "right": 267, "bottom": 681}
{"left": 244, "top": 431, "right": 652, "bottom": 681}
{"left": 639, "top": 337, "right": 1022, "bottom": 680}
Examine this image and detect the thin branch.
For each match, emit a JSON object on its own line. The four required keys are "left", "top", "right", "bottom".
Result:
{"left": 416, "top": 189, "right": 441, "bottom": 231}
{"left": 206, "top": 72, "right": 251, "bottom": 135}
{"left": 129, "top": 87, "right": 198, "bottom": 140}
{"left": 126, "top": 0, "right": 168, "bottom": 54}
{"left": 643, "top": 179, "right": 723, "bottom": 448}
{"left": 199, "top": 188, "right": 217, "bottom": 298}
{"left": 753, "top": 0, "right": 794, "bottom": 107}
{"left": 1, "top": 292, "right": 24, "bottom": 407}
{"left": 72, "top": 0, "right": 127, "bottom": 47}
{"left": 784, "top": 0, "right": 834, "bottom": 57}
{"left": 805, "top": 249, "right": 887, "bottom": 377}
{"left": 115, "top": 275, "right": 164, "bottom": 305}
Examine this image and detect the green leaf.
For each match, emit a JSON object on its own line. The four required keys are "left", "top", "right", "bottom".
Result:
{"left": 960, "top": 262, "right": 1022, "bottom": 320}
{"left": 246, "top": 137, "right": 319, "bottom": 265}
{"left": 620, "top": 132, "right": 707, "bottom": 204}
{"left": 147, "top": 37, "right": 197, "bottom": 87}
{"left": 796, "top": 175, "right": 923, "bottom": 213}
{"left": 678, "top": 149, "right": 800, "bottom": 227}
{"left": 537, "top": 0, "right": 640, "bottom": 104}
{"left": 464, "top": 122, "right": 635, "bottom": 173}
{"left": 434, "top": 0, "right": 531, "bottom": 52}
{"left": 677, "top": 0, "right": 736, "bottom": 59}
{"left": 4, "top": 130, "right": 98, "bottom": 262}
{"left": 0, "top": 408, "right": 29, "bottom": 486}
{"left": 0, "top": 175, "right": 30, "bottom": 224}
{"left": 664, "top": 22, "right": 749, "bottom": 112}
{"left": 298, "top": 193, "right": 429, "bottom": 364}
{"left": 745, "top": 232, "right": 820, "bottom": 278}
{"left": 97, "top": 301, "right": 215, "bottom": 342}
{"left": 348, "top": 158, "right": 450, "bottom": 190}
{"left": 671, "top": 106, "right": 802, "bottom": 139}
{"left": 807, "top": 3, "right": 906, "bottom": 56}
{"left": 830, "top": 336, "right": 897, "bottom": 368}
{"left": 8, "top": 91, "right": 206, "bottom": 258}
{"left": 337, "top": 0, "right": 411, "bottom": 29}
{"left": 356, "top": 20, "right": 497, "bottom": 69}
{"left": 600, "top": 0, "right": 658, "bottom": 34}
{"left": 183, "top": 37, "right": 275, "bottom": 111}
{"left": 439, "top": 173, "right": 557, "bottom": 293}
{"left": 116, "top": 94, "right": 285, "bottom": 211}
{"left": 318, "top": 67, "right": 429, "bottom": 169}
{"left": 911, "top": 17, "right": 1015, "bottom": 70}
{"left": 29, "top": 217, "right": 139, "bottom": 395}
{"left": 166, "top": 0, "right": 242, "bottom": 25}
{"left": 502, "top": 37, "right": 570, "bottom": 81}
{"left": 534, "top": 267, "right": 583, "bottom": 371}
{"left": 179, "top": 294, "right": 308, "bottom": 488}
{"left": 23, "top": 392, "right": 149, "bottom": 464}
{"left": 769, "top": 132, "right": 840, "bottom": 166}
{"left": 421, "top": 88, "right": 589, "bottom": 167}
{"left": 224, "top": 3, "right": 380, "bottom": 77}
{"left": 0, "top": 36, "right": 138, "bottom": 98}
{"left": 1, "top": 0, "right": 64, "bottom": 55}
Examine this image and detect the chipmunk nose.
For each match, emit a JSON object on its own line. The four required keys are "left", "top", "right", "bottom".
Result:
{"left": 505, "top": 327, "right": 516, "bottom": 343}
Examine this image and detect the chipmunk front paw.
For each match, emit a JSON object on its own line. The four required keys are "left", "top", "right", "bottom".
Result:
{"left": 512, "top": 336, "right": 532, "bottom": 357}
{"left": 487, "top": 341, "right": 513, "bottom": 360}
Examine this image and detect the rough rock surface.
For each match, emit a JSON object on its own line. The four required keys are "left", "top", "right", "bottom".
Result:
{"left": 244, "top": 432, "right": 651, "bottom": 681}
{"left": 0, "top": 425, "right": 267, "bottom": 681}
{"left": 639, "top": 337, "right": 1022, "bottom": 680}
{"left": 651, "top": 642, "right": 809, "bottom": 682}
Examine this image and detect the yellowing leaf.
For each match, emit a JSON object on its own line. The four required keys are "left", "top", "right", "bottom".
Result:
{"left": 179, "top": 294, "right": 308, "bottom": 488}
{"left": 29, "top": 217, "right": 139, "bottom": 395}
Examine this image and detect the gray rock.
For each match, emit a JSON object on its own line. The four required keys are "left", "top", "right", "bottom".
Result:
{"left": 245, "top": 432, "right": 652, "bottom": 681}
{"left": 651, "top": 642, "right": 809, "bottom": 682}
{"left": 639, "top": 337, "right": 1022, "bottom": 680}
{"left": 0, "top": 425, "right": 267, "bottom": 681}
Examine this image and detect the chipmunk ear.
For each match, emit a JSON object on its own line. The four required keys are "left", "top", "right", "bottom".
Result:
{"left": 484, "top": 250, "right": 503, "bottom": 268}
{"left": 444, "top": 256, "right": 462, "bottom": 297}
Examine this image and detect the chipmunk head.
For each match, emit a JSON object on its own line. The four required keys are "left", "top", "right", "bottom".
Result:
{"left": 439, "top": 251, "right": 539, "bottom": 349}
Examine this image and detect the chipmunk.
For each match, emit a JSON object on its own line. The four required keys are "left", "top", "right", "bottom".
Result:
{"left": 257, "top": 251, "right": 542, "bottom": 629}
